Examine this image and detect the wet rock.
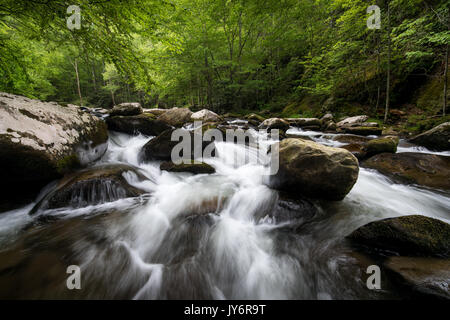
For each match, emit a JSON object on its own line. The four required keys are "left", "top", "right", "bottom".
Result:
{"left": 106, "top": 114, "right": 171, "bottom": 136}
{"left": 110, "top": 102, "right": 142, "bottom": 116}
{"left": 286, "top": 118, "right": 322, "bottom": 127}
{"left": 384, "top": 256, "right": 450, "bottom": 299}
{"left": 365, "top": 137, "right": 398, "bottom": 158}
{"left": 157, "top": 107, "right": 193, "bottom": 127}
{"left": 341, "top": 143, "right": 367, "bottom": 160}
{"left": 269, "top": 138, "right": 359, "bottom": 201}
{"left": 409, "top": 122, "right": 450, "bottom": 151}
{"left": 0, "top": 92, "right": 108, "bottom": 212}
{"left": 336, "top": 115, "right": 369, "bottom": 127}
{"left": 160, "top": 161, "right": 215, "bottom": 174}
{"left": 347, "top": 215, "right": 450, "bottom": 257}
{"left": 140, "top": 129, "right": 215, "bottom": 162}
{"left": 363, "top": 152, "right": 450, "bottom": 190}
{"left": 191, "top": 109, "right": 222, "bottom": 122}
{"left": 30, "top": 164, "right": 146, "bottom": 213}
{"left": 259, "top": 118, "right": 290, "bottom": 131}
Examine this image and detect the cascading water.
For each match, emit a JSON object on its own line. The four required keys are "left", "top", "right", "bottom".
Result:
{"left": 0, "top": 124, "right": 449, "bottom": 299}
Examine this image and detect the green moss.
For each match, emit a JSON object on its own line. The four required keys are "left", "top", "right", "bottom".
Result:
{"left": 56, "top": 153, "right": 81, "bottom": 175}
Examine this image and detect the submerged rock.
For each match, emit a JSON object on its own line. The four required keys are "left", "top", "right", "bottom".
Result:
{"left": 269, "top": 138, "right": 359, "bottom": 201}
{"left": 409, "top": 122, "right": 450, "bottom": 151}
{"left": 384, "top": 256, "right": 450, "bottom": 299}
{"left": 363, "top": 152, "right": 450, "bottom": 190}
{"left": 110, "top": 102, "right": 143, "bottom": 116}
{"left": 106, "top": 114, "right": 171, "bottom": 136}
{"left": 140, "top": 129, "right": 215, "bottom": 162}
{"left": 0, "top": 92, "right": 108, "bottom": 212}
{"left": 157, "top": 107, "right": 193, "bottom": 127}
{"left": 160, "top": 161, "right": 215, "bottom": 174}
{"left": 30, "top": 164, "right": 146, "bottom": 213}
{"left": 347, "top": 215, "right": 450, "bottom": 257}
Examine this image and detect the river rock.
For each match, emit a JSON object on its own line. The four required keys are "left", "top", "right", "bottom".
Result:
{"left": 157, "top": 107, "right": 193, "bottom": 127}
{"left": 347, "top": 215, "right": 450, "bottom": 257}
{"left": 336, "top": 115, "right": 369, "bottom": 127}
{"left": 191, "top": 109, "right": 222, "bottom": 122}
{"left": 140, "top": 129, "right": 215, "bottom": 162}
{"left": 106, "top": 114, "right": 171, "bottom": 136}
{"left": 259, "top": 118, "right": 290, "bottom": 131}
{"left": 110, "top": 102, "right": 143, "bottom": 116}
{"left": 409, "top": 122, "right": 450, "bottom": 151}
{"left": 286, "top": 118, "right": 322, "bottom": 127}
{"left": 365, "top": 137, "right": 398, "bottom": 158}
{"left": 384, "top": 256, "right": 450, "bottom": 299}
{"left": 363, "top": 152, "right": 450, "bottom": 190}
{"left": 160, "top": 161, "right": 215, "bottom": 174}
{"left": 321, "top": 113, "right": 334, "bottom": 122}
{"left": 0, "top": 92, "right": 108, "bottom": 212}
{"left": 332, "top": 134, "right": 371, "bottom": 144}
{"left": 269, "top": 138, "right": 359, "bottom": 201}
{"left": 245, "top": 113, "right": 266, "bottom": 123}
{"left": 341, "top": 143, "right": 367, "bottom": 160}
{"left": 30, "top": 164, "right": 146, "bottom": 213}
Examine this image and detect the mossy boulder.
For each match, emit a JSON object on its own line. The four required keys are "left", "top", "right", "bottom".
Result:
{"left": 347, "top": 215, "right": 450, "bottom": 257}
{"left": 269, "top": 138, "right": 359, "bottom": 201}
{"left": 365, "top": 137, "right": 398, "bottom": 158}
{"left": 160, "top": 161, "right": 215, "bottom": 174}
{"left": 106, "top": 114, "right": 171, "bottom": 136}
{"left": 0, "top": 92, "right": 108, "bottom": 212}
{"left": 363, "top": 152, "right": 450, "bottom": 190}
{"left": 341, "top": 126, "right": 382, "bottom": 136}
{"left": 285, "top": 118, "right": 322, "bottom": 128}
{"left": 409, "top": 122, "right": 450, "bottom": 151}
{"left": 30, "top": 164, "right": 146, "bottom": 213}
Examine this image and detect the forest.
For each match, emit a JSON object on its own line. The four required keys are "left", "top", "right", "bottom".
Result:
{"left": 1, "top": 0, "right": 448, "bottom": 129}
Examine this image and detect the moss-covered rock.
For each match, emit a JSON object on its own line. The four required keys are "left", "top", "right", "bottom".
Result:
{"left": 409, "top": 122, "right": 450, "bottom": 151}
{"left": 347, "top": 215, "right": 450, "bottom": 257}
{"left": 341, "top": 126, "right": 382, "bottom": 136}
{"left": 365, "top": 137, "right": 398, "bottom": 158}
{"left": 363, "top": 152, "right": 450, "bottom": 190}
{"left": 160, "top": 161, "right": 215, "bottom": 174}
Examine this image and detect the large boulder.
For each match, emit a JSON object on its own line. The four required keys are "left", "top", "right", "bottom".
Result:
{"left": 336, "top": 115, "right": 369, "bottom": 127}
{"left": 363, "top": 136, "right": 398, "bottom": 158}
{"left": 363, "top": 152, "right": 450, "bottom": 190}
{"left": 157, "top": 107, "right": 193, "bottom": 127}
{"left": 347, "top": 215, "right": 450, "bottom": 257}
{"left": 269, "top": 138, "right": 359, "bottom": 201}
{"left": 106, "top": 114, "right": 171, "bottom": 136}
{"left": 140, "top": 129, "right": 215, "bottom": 162}
{"left": 191, "top": 109, "right": 222, "bottom": 122}
{"left": 110, "top": 102, "right": 142, "bottom": 116}
{"left": 160, "top": 161, "right": 215, "bottom": 174}
{"left": 0, "top": 92, "right": 108, "bottom": 212}
{"left": 30, "top": 164, "right": 146, "bottom": 213}
{"left": 409, "top": 122, "right": 450, "bottom": 151}
{"left": 384, "top": 257, "right": 450, "bottom": 299}
{"left": 259, "top": 118, "right": 290, "bottom": 131}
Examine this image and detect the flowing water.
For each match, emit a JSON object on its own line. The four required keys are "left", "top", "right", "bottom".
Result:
{"left": 0, "top": 124, "right": 449, "bottom": 299}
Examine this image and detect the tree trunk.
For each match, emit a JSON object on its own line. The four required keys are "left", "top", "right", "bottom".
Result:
{"left": 384, "top": 2, "right": 391, "bottom": 123}
{"left": 444, "top": 43, "right": 448, "bottom": 116}
{"left": 73, "top": 59, "right": 83, "bottom": 107}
